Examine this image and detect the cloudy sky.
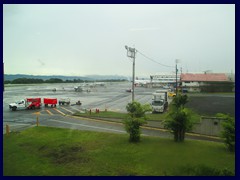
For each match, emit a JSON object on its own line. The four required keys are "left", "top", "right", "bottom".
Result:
{"left": 3, "top": 4, "right": 235, "bottom": 77}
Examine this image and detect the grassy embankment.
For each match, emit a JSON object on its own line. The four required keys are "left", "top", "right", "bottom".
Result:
{"left": 73, "top": 107, "right": 201, "bottom": 123}
{"left": 4, "top": 126, "right": 234, "bottom": 176}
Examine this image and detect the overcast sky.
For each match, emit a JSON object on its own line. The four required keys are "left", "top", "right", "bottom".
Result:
{"left": 3, "top": 4, "right": 235, "bottom": 77}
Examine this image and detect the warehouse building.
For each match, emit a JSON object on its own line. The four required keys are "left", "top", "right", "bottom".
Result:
{"left": 180, "top": 73, "right": 234, "bottom": 92}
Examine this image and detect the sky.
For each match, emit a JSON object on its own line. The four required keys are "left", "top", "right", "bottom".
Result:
{"left": 3, "top": 4, "right": 235, "bottom": 77}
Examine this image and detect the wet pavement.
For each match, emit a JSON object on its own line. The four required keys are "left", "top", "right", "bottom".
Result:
{"left": 3, "top": 82, "right": 157, "bottom": 134}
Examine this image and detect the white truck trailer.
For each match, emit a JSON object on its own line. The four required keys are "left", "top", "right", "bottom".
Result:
{"left": 151, "top": 90, "right": 169, "bottom": 113}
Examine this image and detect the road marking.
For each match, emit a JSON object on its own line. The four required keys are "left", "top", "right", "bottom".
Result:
{"left": 60, "top": 107, "right": 74, "bottom": 114}
{"left": 69, "top": 106, "right": 81, "bottom": 111}
{"left": 53, "top": 108, "right": 66, "bottom": 116}
{"left": 32, "top": 111, "right": 41, "bottom": 115}
{"left": 46, "top": 110, "right": 53, "bottom": 115}
{"left": 48, "top": 119, "right": 126, "bottom": 133}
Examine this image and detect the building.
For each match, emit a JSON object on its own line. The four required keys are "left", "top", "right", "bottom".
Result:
{"left": 149, "top": 72, "right": 180, "bottom": 88}
{"left": 180, "top": 73, "right": 234, "bottom": 92}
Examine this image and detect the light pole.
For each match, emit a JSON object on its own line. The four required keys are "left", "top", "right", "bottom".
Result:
{"left": 175, "top": 59, "right": 179, "bottom": 96}
{"left": 125, "top": 45, "right": 136, "bottom": 102}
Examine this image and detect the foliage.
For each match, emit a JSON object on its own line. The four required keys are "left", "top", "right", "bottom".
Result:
{"left": 45, "top": 78, "right": 63, "bottom": 83}
{"left": 4, "top": 80, "right": 12, "bottom": 84}
{"left": 164, "top": 94, "right": 193, "bottom": 142}
{"left": 179, "top": 164, "right": 234, "bottom": 176}
{"left": 126, "top": 101, "right": 152, "bottom": 118}
{"left": 124, "top": 101, "right": 151, "bottom": 142}
{"left": 11, "top": 78, "right": 44, "bottom": 84}
{"left": 200, "top": 82, "right": 234, "bottom": 92}
{"left": 172, "top": 94, "right": 188, "bottom": 108}
{"left": 5, "top": 78, "right": 127, "bottom": 84}
{"left": 216, "top": 113, "right": 235, "bottom": 152}
{"left": 124, "top": 117, "right": 146, "bottom": 142}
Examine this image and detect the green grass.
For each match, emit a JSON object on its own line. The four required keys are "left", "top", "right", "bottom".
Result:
{"left": 4, "top": 126, "right": 235, "bottom": 176}
{"left": 74, "top": 111, "right": 128, "bottom": 119}
{"left": 74, "top": 108, "right": 201, "bottom": 123}
{"left": 74, "top": 111, "right": 170, "bottom": 121}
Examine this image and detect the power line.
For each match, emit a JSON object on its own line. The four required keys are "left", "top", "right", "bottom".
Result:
{"left": 137, "top": 50, "right": 175, "bottom": 68}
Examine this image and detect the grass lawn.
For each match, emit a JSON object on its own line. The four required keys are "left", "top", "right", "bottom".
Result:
{"left": 3, "top": 126, "right": 235, "bottom": 176}
{"left": 74, "top": 108, "right": 201, "bottom": 123}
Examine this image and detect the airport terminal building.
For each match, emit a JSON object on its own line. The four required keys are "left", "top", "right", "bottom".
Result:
{"left": 149, "top": 72, "right": 180, "bottom": 88}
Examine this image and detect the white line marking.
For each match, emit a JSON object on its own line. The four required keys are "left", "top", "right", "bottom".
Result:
{"left": 53, "top": 108, "right": 66, "bottom": 116}
{"left": 46, "top": 110, "right": 53, "bottom": 115}
{"left": 48, "top": 119, "right": 125, "bottom": 133}
{"left": 70, "top": 106, "right": 81, "bottom": 111}
{"left": 60, "top": 107, "right": 74, "bottom": 114}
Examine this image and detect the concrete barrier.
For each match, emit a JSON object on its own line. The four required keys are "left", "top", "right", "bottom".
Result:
{"left": 191, "top": 116, "right": 226, "bottom": 136}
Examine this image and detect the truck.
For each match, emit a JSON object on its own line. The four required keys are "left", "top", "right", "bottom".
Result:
{"left": 9, "top": 98, "right": 41, "bottom": 111}
{"left": 58, "top": 98, "right": 70, "bottom": 105}
{"left": 44, "top": 98, "right": 57, "bottom": 107}
{"left": 151, "top": 90, "right": 168, "bottom": 113}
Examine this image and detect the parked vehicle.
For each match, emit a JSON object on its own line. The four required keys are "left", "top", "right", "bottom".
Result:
{"left": 168, "top": 92, "right": 176, "bottom": 97}
{"left": 59, "top": 98, "right": 70, "bottom": 105}
{"left": 126, "top": 89, "right": 132, "bottom": 93}
{"left": 44, "top": 98, "right": 57, "bottom": 107}
{"left": 151, "top": 90, "right": 168, "bottom": 113}
{"left": 76, "top": 100, "right": 82, "bottom": 105}
{"left": 9, "top": 98, "right": 41, "bottom": 111}
{"left": 74, "top": 86, "right": 83, "bottom": 92}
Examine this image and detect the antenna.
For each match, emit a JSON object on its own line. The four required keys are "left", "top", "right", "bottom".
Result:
{"left": 203, "top": 70, "right": 212, "bottom": 74}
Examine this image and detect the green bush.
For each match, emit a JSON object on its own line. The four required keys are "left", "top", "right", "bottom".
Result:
{"left": 216, "top": 113, "right": 235, "bottom": 152}
{"left": 123, "top": 101, "right": 151, "bottom": 142}
{"left": 124, "top": 117, "right": 146, "bottom": 142}
{"left": 164, "top": 94, "right": 193, "bottom": 142}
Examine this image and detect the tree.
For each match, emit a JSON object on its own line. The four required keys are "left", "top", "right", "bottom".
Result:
{"left": 216, "top": 113, "right": 235, "bottom": 152}
{"left": 164, "top": 94, "right": 193, "bottom": 142}
{"left": 124, "top": 101, "right": 152, "bottom": 142}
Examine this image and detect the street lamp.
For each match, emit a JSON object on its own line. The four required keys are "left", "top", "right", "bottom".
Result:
{"left": 125, "top": 45, "right": 136, "bottom": 102}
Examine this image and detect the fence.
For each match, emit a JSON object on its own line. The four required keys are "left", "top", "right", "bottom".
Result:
{"left": 191, "top": 116, "right": 226, "bottom": 136}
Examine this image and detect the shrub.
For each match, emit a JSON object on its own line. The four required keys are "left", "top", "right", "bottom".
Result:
{"left": 164, "top": 94, "right": 193, "bottom": 142}
{"left": 124, "top": 101, "right": 151, "bottom": 142}
{"left": 216, "top": 113, "right": 235, "bottom": 152}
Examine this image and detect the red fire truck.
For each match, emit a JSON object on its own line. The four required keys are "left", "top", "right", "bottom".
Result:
{"left": 44, "top": 98, "right": 57, "bottom": 107}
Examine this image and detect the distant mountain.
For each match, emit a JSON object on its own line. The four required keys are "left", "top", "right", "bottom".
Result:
{"left": 86, "top": 75, "right": 128, "bottom": 80}
{"left": 4, "top": 74, "right": 128, "bottom": 81}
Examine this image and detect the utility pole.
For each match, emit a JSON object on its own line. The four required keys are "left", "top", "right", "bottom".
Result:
{"left": 175, "top": 59, "right": 179, "bottom": 96}
{"left": 125, "top": 45, "right": 136, "bottom": 102}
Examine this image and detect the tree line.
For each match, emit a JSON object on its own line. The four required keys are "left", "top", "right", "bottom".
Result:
{"left": 4, "top": 78, "right": 127, "bottom": 84}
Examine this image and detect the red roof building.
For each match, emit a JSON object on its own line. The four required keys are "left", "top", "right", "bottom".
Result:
{"left": 180, "top": 73, "right": 233, "bottom": 92}
{"left": 181, "top": 73, "right": 228, "bottom": 82}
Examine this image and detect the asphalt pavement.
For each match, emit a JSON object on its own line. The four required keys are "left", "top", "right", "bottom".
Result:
{"left": 3, "top": 82, "right": 224, "bottom": 142}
